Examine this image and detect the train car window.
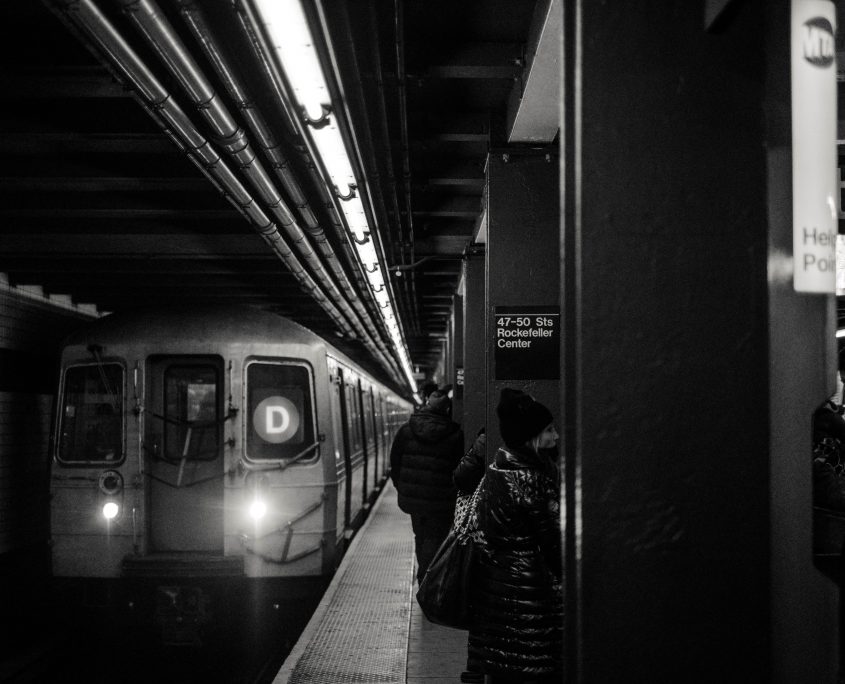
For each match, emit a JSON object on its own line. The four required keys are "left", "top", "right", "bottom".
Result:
{"left": 363, "top": 389, "right": 375, "bottom": 451}
{"left": 57, "top": 363, "right": 124, "bottom": 464}
{"left": 163, "top": 365, "right": 220, "bottom": 461}
{"left": 246, "top": 361, "right": 316, "bottom": 462}
{"left": 346, "top": 382, "right": 362, "bottom": 455}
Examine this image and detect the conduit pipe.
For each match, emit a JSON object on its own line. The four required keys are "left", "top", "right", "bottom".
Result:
{"left": 114, "top": 1, "right": 345, "bottom": 311}
{"left": 177, "top": 4, "right": 406, "bottom": 382}
{"left": 46, "top": 0, "right": 405, "bottom": 377}
{"left": 123, "top": 0, "right": 402, "bottom": 380}
{"left": 51, "top": 0, "right": 354, "bottom": 335}
{"left": 100, "top": 0, "right": 402, "bottom": 383}
{"left": 230, "top": 2, "right": 380, "bottom": 314}
{"left": 310, "top": 0, "right": 415, "bottom": 370}
{"left": 233, "top": 0, "right": 405, "bottom": 377}
{"left": 171, "top": 0, "right": 371, "bottom": 347}
{"left": 174, "top": 1, "right": 319, "bottom": 231}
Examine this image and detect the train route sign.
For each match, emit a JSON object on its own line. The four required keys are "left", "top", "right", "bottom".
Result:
{"left": 494, "top": 306, "right": 560, "bottom": 380}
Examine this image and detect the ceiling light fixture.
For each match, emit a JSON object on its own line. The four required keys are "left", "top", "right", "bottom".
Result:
{"left": 252, "top": 0, "right": 416, "bottom": 391}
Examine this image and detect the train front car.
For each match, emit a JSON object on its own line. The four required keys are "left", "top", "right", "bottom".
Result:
{"left": 48, "top": 306, "right": 401, "bottom": 662}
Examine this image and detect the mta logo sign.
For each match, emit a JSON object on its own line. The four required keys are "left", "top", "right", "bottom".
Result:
{"left": 802, "top": 17, "right": 835, "bottom": 67}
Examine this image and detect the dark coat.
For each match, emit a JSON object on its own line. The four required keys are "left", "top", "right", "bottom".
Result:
{"left": 453, "top": 432, "right": 486, "bottom": 496}
{"left": 389, "top": 407, "right": 464, "bottom": 514}
{"left": 468, "top": 446, "right": 562, "bottom": 679}
{"left": 813, "top": 399, "right": 845, "bottom": 510}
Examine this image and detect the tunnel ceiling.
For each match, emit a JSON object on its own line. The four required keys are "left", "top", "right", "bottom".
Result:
{"left": 0, "top": 0, "right": 546, "bottom": 389}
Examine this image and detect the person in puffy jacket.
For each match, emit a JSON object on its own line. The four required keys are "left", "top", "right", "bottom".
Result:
{"left": 467, "top": 388, "right": 562, "bottom": 683}
{"left": 453, "top": 427, "right": 486, "bottom": 496}
{"left": 390, "top": 386, "right": 464, "bottom": 582}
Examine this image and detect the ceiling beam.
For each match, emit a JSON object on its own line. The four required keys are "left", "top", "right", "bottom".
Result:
{"left": 0, "top": 208, "right": 236, "bottom": 220}
{"left": 507, "top": 0, "right": 561, "bottom": 143}
{"left": 0, "top": 235, "right": 270, "bottom": 255}
{"left": 0, "top": 177, "right": 211, "bottom": 192}
{"left": 0, "top": 133, "right": 181, "bottom": 156}
{"left": 0, "top": 67, "right": 129, "bottom": 98}
{"left": 408, "top": 42, "right": 524, "bottom": 77}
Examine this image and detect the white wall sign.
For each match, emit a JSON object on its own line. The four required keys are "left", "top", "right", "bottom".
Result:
{"left": 792, "top": 0, "right": 838, "bottom": 293}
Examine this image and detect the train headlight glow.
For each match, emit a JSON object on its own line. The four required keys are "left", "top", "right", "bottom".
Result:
{"left": 249, "top": 499, "right": 267, "bottom": 521}
{"left": 103, "top": 501, "right": 120, "bottom": 520}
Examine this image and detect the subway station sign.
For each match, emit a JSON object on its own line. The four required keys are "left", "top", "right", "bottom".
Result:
{"left": 791, "top": 0, "right": 838, "bottom": 293}
{"left": 494, "top": 306, "right": 560, "bottom": 380}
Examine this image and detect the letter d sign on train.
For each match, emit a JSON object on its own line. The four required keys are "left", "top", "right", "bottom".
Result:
{"left": 253, "top": 396, "right": 300, "bottom": 443}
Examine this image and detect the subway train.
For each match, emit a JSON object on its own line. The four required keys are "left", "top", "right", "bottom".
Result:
{"left": 48, "top": 305, "right": 412, "bottom": 648}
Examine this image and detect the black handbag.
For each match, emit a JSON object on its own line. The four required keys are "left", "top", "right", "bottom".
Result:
{"left": 415, "top": 476, "right": 484, "bottom": 629}
{"left": 415, "top": 529, "right": 476, "bottom": 629}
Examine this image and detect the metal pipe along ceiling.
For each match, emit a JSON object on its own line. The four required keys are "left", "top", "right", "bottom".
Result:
{"left": 205, "top": 0, "right": 388, "bottom": 367}
{"left": 48, "top": 0, "right": 405, "bottom": 386}
{"left": 232, "top": 0, "right": 405, "bottom": 376}
{"left": 171, "top": 0, "right": 393, "bottom": 368}
{"left": 113, "top": 0, "right": 400, "bottom": 379}
{"left": 310, "top": 0, "right": 411, "bottom": 368}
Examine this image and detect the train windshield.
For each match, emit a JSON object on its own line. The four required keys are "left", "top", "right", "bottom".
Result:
{"left": 246, "top": 361, "right": 315, "bottom": 462}
{"left": 57, "top": 363, "right": 124, "bottom": 464}
{"left": 163, "top": 365, "right": 220, "bottom": 461}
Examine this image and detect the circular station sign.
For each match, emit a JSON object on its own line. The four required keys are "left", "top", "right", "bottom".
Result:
{"left": 252, "top": 396, "right": 300, "bottom": 443}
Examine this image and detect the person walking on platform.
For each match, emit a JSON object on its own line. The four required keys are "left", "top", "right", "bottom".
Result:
{"left": 390, "top": 385, "right": 464, "bottom": 583}
{"left": 467, "top": 388, "right": 562, "bottom": 684}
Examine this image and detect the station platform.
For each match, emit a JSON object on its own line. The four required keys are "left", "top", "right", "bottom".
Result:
{"left": 272, "top": 481, "right": 469, "bottom": 684}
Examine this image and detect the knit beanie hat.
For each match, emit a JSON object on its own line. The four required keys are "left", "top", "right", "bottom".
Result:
{"left": 427, "top": 385, "right": 453, "bottom": 414}
{"left": 496, "top": 388, "right": 553, "bottom": 449}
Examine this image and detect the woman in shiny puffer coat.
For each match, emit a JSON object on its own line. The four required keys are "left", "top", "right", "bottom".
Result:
{"left": 467, "top": 388, "right": 563, "bottom": 684}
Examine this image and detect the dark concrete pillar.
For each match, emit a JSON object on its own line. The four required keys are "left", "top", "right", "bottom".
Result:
{"left": 560, "top": 1, "right": 838, "bottom": 682}
{"left": 450, "top": 294, "right": 464, "bottom": 428}
{"left": 463, "top": 246, "right": 487, "bottom": 454}
{"left": 766, "top": 0, "right": 839, "bottom": 680}
{"left": 486, "top": 150, "right": 560, "bottom": 451}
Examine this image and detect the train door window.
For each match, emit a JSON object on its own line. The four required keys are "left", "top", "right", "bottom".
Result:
{"left": 363, "top": 389, "right": 376, "bottom": 457}
{"left": 57, "top": 363, "right": 124, "bottom": 464}
{"left": 349, "top": 383, "right": 362, "bottom": 455}
{"left": 246, "top": 361, "right": 316, "bottom": 462}
{"left": 163, "top": 365, "right": 220, "bottom": 461}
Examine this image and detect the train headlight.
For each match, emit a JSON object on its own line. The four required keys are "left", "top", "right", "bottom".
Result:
{"left": 103, "top": 501, "right": 120, "bottom": 520}
{"left": 249, "top": 499, "right": 267, "bottom": 521}
{"left": 99, "top": 470, "right": 123, "bottom": 496}
{"left": 98, "top": 469, "right": 123, "bottom": 522}
{"left": 245, "top": 473, "right": 269, "bottom": 521}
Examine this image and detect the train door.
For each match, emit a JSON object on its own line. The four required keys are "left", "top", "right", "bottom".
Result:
{"left": 336, "top": 367, "right": 353, "bottom": 532}
{"left": 146, "top": 355, "right": 224, "bottom": 553}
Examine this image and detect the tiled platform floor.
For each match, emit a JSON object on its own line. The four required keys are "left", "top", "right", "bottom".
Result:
{"left": 274, "top": 481, "right": 468, "bottom": 684}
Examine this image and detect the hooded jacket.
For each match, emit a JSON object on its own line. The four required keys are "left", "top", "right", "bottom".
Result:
{"left": 389, "top": 407, "right": 464, "bottom": 514}
{"left": 467, "top": 445, "right": 562, "bottom": 678}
